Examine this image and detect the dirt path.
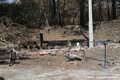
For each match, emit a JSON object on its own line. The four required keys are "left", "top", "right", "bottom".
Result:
{"left": 0, "top": 64, "right": 120, "bottom": 80}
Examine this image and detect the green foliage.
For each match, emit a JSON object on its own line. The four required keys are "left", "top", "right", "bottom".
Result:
{"left": 0, "top": 0, "right": 120, "bottom": 28}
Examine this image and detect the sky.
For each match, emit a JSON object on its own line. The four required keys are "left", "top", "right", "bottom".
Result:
{"left": 7, "top": 0, "right": 19, "bottom": 3}
{"left": 8, "top": 0, "right": 13, "bottom": 3}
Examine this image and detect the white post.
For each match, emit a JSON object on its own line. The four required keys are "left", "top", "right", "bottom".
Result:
{"left": 88, "top": 0, "right": 94, "bottom": 47}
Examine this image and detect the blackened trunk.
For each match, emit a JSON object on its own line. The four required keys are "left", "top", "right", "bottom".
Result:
{"left": 112, "top": 0, "right": 116, "bottom": 19}
{"left": 62, "top": 0, "right": 65, "bottom": 26}
{"left": 107, "top": 0, "right": 110, "bottom": 21}
{"left": 52, "top": 0, "right": 57, "bottom": 25}
{"left": 58, "top": 0, "right": 61, "bottom": 25}
{"left": 99, "top": 0, "right": 102, "bottom": 22}
{"left": 80, "top": 0, "right": 85, "bottom": 27}
{"left": 39, "top": 0, "right": 49, "bottom": 26}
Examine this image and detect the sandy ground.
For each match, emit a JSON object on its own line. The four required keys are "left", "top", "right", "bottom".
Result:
{"left": 0, "top": 44, "right": 120, "bottom": 80}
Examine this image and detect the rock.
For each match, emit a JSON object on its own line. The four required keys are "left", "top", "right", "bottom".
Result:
{"left": 67, "top": 53, "right": 82, "bottom": 61}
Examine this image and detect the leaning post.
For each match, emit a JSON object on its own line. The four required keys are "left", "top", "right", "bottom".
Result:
{"left": 102, "top": 42, "right": 109, "bottom": 70}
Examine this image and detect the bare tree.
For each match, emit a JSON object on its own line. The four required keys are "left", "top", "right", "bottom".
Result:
{"left": 98, "top": 0, "right": 102, "bottom": 22}
{"left": 57, "top": 0, "right": 61, "bottom": 25}
{"left": 80, "top": 0, "right": 85, "bottom": 27}
{"left": 61, "top": 0, "right": 65, "bottom": 26}
{"left": 112, "top": 0, "right": 116, "bottom": 19}
{"left": 41, "top": 0, "right": 49, "bottom": 26}
{"left": 107, "top": 0, "right": 110, "bottom": 21}
{"left": 39, "top": 0, "right": 49, "bottom": 26}
{"left": 52, "top": 0, "right": 57, "bottom": 25}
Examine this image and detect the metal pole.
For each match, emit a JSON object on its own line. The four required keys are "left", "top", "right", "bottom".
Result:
{"left": 102, "top": 42, "right": 109, "bottom": 70}
{"left": 113, "top": 45, "right": 115, "bottom": 63}
{"left": 104, "top": 45, "right": 107, "bottom": 68}
{"left": 88, "top": 0, "right": 94, "bottom": 48}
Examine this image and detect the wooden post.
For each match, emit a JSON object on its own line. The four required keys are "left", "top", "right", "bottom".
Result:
{"left": 68, "top": 41, "right": 71, "bottom": 47}
{"left": 36, "top": 33, "right": 40, "bottom": 45}
{"left": 40, "top": 33, "right": 43, "bottom": 49}
{"left": 68, "top": 41, "right": 72, "bottom": 50}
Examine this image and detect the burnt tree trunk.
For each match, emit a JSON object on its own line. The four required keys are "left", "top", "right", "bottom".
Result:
{"left": 40, "top": 0, "right": 49, "bottom": 26}
{"left": 62, "top": 0, "right": 65, "bottom": 26}
{"left": 52, "top": 0, "right": 57, "bottom": 25}
{"left": 99, "top": 0, "right": 102, "bottom": 22}
{"left": 112, "top": 0, "right": 116, "bottom": 19}
{"left": 107, "top": 0, "right": 110, "bottom": 21}
{"left": 80, "top": 0, "right": 85, "bottom": 27}
{"left": 58, "top": 0, "right": 61, "bottom": 25}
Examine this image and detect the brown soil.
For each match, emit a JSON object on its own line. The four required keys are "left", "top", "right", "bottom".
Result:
{"left": 0, "top": 17, "right": 120, "bottom": 50}
{"left": 0, "top": 45, "right": 120, "bottom": 80}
